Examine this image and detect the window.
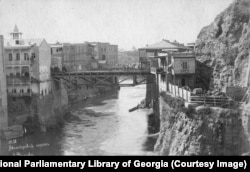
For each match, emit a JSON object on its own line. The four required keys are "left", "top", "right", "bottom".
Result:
{"left": 31, "top": 53, "right": 36, "bottom": 61}
{"left": 16, "top": 53, "right": 20, "bottom": 61}
{"left": 182, "top": 62, "right": 188, "bottom": 70}
{"left": 24, "top": 53, "right": 29, "bottom": 61}
{"left": 9, "top": 54, "right": 12, "bottom": 61}
{"left": 16, "top": 72, "right": 20, "bottom": 77}
{"left": 56, "top": 48, "right": 62, "bottom": 52}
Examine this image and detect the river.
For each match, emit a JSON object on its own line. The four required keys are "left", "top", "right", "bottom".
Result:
{"left": 0, "top": 85, "right": 157, "bottom": 155}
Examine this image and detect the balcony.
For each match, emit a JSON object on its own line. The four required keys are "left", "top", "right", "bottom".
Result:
{"left": 7, "top": 77, "right": 31, "bottom": 86}
{"left": 7, "top": 92, "right": 32, "bottom": 97}
{"left": 6, "top": 60, "right": 31, "bottom": 66}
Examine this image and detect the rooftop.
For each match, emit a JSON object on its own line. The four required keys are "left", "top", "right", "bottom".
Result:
{"left": 140, "top": 39, "right": 190, "bottom": 51}
{"left": 4, "top": 38, "right": 45, "bottom": 48}
{"left": 169, "top": 52, "right": 195, "bottom": 58}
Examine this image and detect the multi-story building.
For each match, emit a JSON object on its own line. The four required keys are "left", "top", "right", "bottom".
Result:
{"left": 50, "top": 43, "right": 63, "bottom": 70}
{"left": 91, "top": 42, "right": 118, "bottom": 69}
{"left": 108, "top": 44, "right": 118, "bottom": 67}
{"left": 4, "top": 25, "right": 51, "bottom": 97}
{"left": 139, "top": 39, "right": 190, "bottom": 70}
{"left": 0, "top": 35, "right": 8, "bottom": 129}
{"left": 51, "top": 42, "right": 96, "bottom": 72}
{"left": 166, "top": 52, "right": 196, "bottom": 89}
{"left": 62, "top": 43, "right": 95, "bottom": 71}
{"left": 139, "top": 39, "right": 196, "bottom": 91}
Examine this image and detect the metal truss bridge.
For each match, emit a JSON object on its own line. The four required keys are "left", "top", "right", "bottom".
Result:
{"left": 52, "top": 70, "right": 153, "bottom": 89}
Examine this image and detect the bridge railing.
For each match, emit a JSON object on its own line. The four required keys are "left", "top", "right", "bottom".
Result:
{"left": 51, "top": 68, "right": 150, "bottom": 75}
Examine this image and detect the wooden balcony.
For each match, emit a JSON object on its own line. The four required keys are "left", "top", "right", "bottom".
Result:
{"left": 6, "top": 60, "right": 31, "bottom": 66}
{"left": 6, "top": 77, "right": 31, "bottom": 85}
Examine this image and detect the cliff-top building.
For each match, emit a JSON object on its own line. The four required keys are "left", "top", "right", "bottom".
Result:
{"left": 139, "top": 39, "right": 196, "bottom": 91}
{"left": 4, "top": 25, "right": 51, "bottom": 97}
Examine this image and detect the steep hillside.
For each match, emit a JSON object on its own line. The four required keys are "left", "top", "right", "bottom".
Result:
{"left": 195, "top": 0, "right": 250, "bottom": 91}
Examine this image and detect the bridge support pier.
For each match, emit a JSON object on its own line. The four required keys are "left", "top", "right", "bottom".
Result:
{"left": 146, "top": 74, "right": 160, "bottom": 133}
{"left": 133, "top": 76, "right": 137, "bottom": 85}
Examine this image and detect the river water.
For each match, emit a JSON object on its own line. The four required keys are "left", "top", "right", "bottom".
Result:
{"left": 0, "top": 85, "right": 157, "bottom": 155}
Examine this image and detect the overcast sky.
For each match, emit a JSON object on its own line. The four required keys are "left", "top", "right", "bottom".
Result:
{"left": 0, "top": 0, "right": 234, "bottom": 50}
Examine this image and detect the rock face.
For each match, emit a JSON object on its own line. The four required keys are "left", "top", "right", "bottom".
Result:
{"left": 195, "top": 0, "right": 250, "bottom": 91}
{"left": 154, "top": 0, "right": 250, "bottom": 156}
{"left": 154, "top": 96, "right": 248, "bottom": 155}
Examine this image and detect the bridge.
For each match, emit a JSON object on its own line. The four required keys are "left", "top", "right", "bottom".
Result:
{"left": 51, "top": 69, "right": 153, "bottom": 88}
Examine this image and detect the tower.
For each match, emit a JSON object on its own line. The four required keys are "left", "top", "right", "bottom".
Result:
{"left": 10, "top": 25, "right": 22, "bottom": 42}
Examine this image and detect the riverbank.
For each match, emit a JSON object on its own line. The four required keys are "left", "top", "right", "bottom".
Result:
{"left": 2, "top": 79, "right": 118, "bottom": 140}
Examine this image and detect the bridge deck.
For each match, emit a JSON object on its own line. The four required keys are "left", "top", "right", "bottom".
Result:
{"left": 52, "top": 70, "right": 151, "bottom": 76}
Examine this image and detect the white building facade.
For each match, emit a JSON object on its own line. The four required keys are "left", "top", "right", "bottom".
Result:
{"left": 4, "top": 25, "right": 51, "bottom": 97}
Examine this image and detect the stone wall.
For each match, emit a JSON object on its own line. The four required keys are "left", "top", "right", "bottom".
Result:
{"left": 7, "top": 79, "right": 69, "bottom": 132}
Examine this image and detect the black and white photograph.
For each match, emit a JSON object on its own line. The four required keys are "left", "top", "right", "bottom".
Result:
{"left": 0, "top": 0, "right": 250, "bottom": 158}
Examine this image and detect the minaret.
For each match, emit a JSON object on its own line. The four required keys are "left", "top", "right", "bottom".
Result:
{"left": 10, "top": 25, "right": 22, "bottom": 41}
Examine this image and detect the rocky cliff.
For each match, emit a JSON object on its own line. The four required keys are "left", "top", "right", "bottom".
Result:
{"left": 195, "top": 0, "right": 250, "bottom": 91}
{"left": 154, "top": 0, "right": 250, "bottom": 155}
{"left": 154, "top": 94, "right": 249, "bottom": 155}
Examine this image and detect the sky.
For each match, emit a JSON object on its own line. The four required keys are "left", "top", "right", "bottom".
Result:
{"left": 0, "top": 0, "right": 234, "bottom": 50}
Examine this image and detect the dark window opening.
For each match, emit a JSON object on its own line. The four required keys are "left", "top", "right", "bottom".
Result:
{"left": 16, "top": 72, "right": 21, "bottom": 77}
{"left": 24, "top": 53, "right": 29, "bottom": 61}
{"left": 9, "top": 54, "right": 13, "bottom": 61}
{"left": 16, "top": 53, "right": 20, "bottom": 61}
{"left": 31, "top": 53, "right": 36, "bottom": 61}
{"left": 24, "top": 72, "right": 30, "bottom": 77}
{"left": 182, "top": 62, "right": 188, "bottom": 70}
{"left": 102, "top": 55, "right": 106, "bottom": 60}
{"left": 181, "top": 78, "right": 186, "bottom": 87}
